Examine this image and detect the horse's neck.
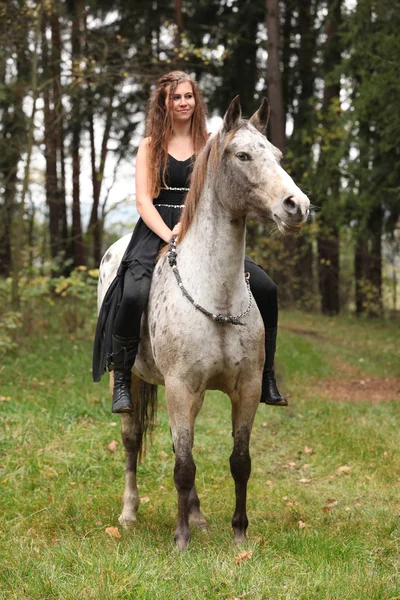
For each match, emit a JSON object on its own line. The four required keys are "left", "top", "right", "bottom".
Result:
{"left": 178, "top": 182, "right": 247, "bottom": 312}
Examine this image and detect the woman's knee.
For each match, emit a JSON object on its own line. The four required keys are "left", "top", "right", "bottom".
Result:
{"left": 121, "top": 274, "right": 151, "bottom": 313}
{"left": 246, "top": 261, "right": 277, "bottom": 302}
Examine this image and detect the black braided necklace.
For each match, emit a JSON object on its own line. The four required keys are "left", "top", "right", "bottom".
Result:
{"left": 167, "top": 236, "right": 252, "bottom": 326}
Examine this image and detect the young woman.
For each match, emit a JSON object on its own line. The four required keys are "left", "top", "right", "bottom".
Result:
{"left": 92, "top": 71, "right": 287, "bottom": 413}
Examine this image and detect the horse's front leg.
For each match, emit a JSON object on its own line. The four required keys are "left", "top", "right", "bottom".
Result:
{"left": 229, "top": 381, "right": 260, "bottom": 543}
{"left": 188, "top": 484, "right": 208, "bottom": 530}
{"left": 165, "top": 379, "right": 203, "bottom": 550}
{"left": 118, "top": 376, "right": 143, "bottom": 528}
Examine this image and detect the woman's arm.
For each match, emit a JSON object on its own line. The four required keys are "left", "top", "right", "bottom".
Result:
{"left": 135, "top": 138, "right": 174, "bottom": 243}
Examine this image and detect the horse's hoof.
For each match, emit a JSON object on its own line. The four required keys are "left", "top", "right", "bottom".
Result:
{"left": 118, "top": 514, "right": 137, "bottom": 529}
{"left": 234, "top": 532, "right": 246, "bottom": 545}
{"left": 175, "top": 537, "right": 189, "bottom": 551}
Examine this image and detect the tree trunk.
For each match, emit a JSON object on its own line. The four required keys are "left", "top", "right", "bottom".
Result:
{"left": 71, "top": 0, "right": 85, "bottom": 267}
{"left": 11, "top": 1, "right": 42, "bottom": 307}
{"left": 51, "top": 5, "right": 70, "bottom": 271}
{"left": 42, "top": 11, "right": 65, "bottom": 274}
{"left": 366, "top": 204, "right": 383, "bottom": 316}
{"left": 316, "top": 0, "right": 342, "bottom": 315}
{"left": 87, "top": 92, "right": 115, "bottom": 266}
{"left": 266, "top": 0, "right": 285, "bottom": 152}
{"left": 0, "top": 3, "right": 29, "bottom": 277}
{"left": 355, "top": 234, "right": 368, "bottom": 314}
{"left": 175, "top": 0, "right": 183, "bottom": 52}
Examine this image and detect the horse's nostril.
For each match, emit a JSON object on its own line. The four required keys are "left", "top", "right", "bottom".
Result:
{"left": 283, "top": 195, "right": 297, "bottom": 214}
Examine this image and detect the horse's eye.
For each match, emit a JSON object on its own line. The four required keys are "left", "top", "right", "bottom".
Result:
{"left": 236, "top": 152, "right": 251, "bottom": 161}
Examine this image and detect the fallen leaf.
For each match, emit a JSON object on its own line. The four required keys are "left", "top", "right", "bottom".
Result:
{"left": 107, "top": 440, "right": 118, "bottom": 452}
{"left": 235, "top": 550, "right": 253, "bottom": 565}
{"left": 288, "top": 461, "right": 296, "bottom": 468}
{"left": 140, "top": 496, "right": 151, "bottom": 503}
{"left": 105, "top": 526, "right": 121, "bottom": 539}
{"left": 0, "top": 396, "right": 11, "bottom": 403}
{"left": 262, "top": 422, "right": 268, "bottom": 428}
{"left": 304, "top": 445, "right": 315, "bottom": 455}
{"left": 337, "top": 465, "right": 351, "bottom": 475}
{"left": 298, "top": 520, "right": 306, "bottom": 529}
{"left": 299, "top": 478, "right": 312, "bottom": 484}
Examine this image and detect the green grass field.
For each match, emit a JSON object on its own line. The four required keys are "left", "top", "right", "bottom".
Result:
{"left": 1, "top": 308, "right": 399, "bottom": 599}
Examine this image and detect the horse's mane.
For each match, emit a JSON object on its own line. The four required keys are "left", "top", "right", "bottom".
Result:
{"left": 157, "top": 125, "right": 240, "bottom": 258}
{"left": 178, "top": 135, "right": 218, "bottom": 244}
{"left": 178, "top": 127, "right": 241, "bottom": 244}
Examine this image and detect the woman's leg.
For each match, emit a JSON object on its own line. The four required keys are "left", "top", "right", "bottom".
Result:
{"left": 245, "top": 258, "right": 287, "bottom": 406}
{"left": 110, "top": 271, "right": 151, "bottom": 413}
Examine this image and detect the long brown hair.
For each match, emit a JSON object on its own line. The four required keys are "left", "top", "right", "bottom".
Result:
{"left": 178, "top": 129, "right": 238, "bottom": 244}
{"left": 145, "top": 71, "right": 208, "bottom": 198}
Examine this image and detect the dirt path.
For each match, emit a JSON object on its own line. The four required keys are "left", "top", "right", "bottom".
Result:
{"left": 310, "top": 376, "right": 400, "bottom": 402}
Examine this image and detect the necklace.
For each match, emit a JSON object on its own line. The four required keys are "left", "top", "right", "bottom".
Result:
{"left": 167, "top": 236, "right": 253, "bottom": 326}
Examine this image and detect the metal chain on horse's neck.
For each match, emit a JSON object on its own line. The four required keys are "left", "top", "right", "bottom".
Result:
{"left": 167, "top": 236, "right": 253, "bottom": 326}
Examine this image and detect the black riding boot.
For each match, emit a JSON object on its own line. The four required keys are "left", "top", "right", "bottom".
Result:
{"left": 109, "top": 334, "right": 140, "bottom": 414}
{"left": 260, "top": 327, "right": 288, "bottom": 406}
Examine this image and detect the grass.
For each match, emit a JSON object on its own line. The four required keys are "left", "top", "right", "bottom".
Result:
{"left": 0, "top": 306, "right": 399, "bottom": 599}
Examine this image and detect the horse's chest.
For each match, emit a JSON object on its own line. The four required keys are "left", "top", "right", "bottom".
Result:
{"left": 147, "top": 275, "right": 264, "bottom": 388}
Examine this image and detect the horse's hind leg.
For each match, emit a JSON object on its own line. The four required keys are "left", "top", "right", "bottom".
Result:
{"left": 165, "top": 380, "right": 203, "bottom": 550}
{"left": 229, "top": 383, "right": 260, "bottom": 543}
{"left": 118, "top": 376, "right": 142, "bottom": 528}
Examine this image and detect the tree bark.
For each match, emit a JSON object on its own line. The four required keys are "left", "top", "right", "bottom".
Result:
{"left": 42, "top": 11, "right": 65, "bottom": 274}
{"left": 316, "top": 0, "right": 342, "bottom": 315}
{"left": 71, "top": 0, "right": 85, "bottom": 267}
{"left": 0, "top": 2, "right": 29, "bottom": 276}
{"left": 266, "top": 0, "right": 285, "bottom": 152}
{"left": 51, "top": 5, "right": 70, "bottom": 270}
{"left": 175, "top": 0, "right": 183, "bottom": 52}
{"left": 11, "top": 0, "right": 43, "bottom": 307}
{"left": 87, "top": 91, "right": 115, "bottom": 266}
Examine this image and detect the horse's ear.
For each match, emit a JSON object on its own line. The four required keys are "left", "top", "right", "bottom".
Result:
{"left": 249, "top": 97, "right": 270, "bottom": 132}
{"left": 223, "top": 96, "right": 242, "bottom": 132}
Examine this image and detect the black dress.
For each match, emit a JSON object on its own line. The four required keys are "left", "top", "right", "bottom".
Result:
{"left": 92, "top": 155, "right": 193, "bottom": 382}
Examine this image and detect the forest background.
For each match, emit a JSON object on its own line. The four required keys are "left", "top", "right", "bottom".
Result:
{"left": 1, "top": 0, "right": 400, "bottom": 345}
{"left": 1, "top": 3, "right": 400, "bottom": 596}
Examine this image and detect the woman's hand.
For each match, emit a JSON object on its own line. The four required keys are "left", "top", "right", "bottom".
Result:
{"left": 171, "top": 222, "right": 182, "bottom": 239}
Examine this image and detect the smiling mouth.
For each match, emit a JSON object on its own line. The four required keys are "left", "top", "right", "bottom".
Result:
{"left": 274, "top": 214, "right": 303, "bottom": 233}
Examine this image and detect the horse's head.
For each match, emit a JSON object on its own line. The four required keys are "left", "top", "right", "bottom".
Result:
{"left": 215, "top": 96, "right": 310, "bottom": 233}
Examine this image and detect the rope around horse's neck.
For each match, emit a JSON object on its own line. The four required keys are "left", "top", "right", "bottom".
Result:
{"left": 167, "top": 236, "right": 252, "bottom": 326}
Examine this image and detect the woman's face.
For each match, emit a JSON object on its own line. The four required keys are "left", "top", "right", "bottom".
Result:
{"left": 167, "top": 81, "right": 196, "bottom": 123}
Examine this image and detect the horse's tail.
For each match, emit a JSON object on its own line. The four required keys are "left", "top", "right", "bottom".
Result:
{"left": 137, "top": 380, "right": 158, "bottom": 461}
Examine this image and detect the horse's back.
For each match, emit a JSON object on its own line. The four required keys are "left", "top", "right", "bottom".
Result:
{"left": 97, "top": 234, "right": 131, "bottom": 309}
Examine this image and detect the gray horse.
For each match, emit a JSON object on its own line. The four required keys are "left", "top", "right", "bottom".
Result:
{"left": 98, "top": 97, "right": 310, "bottom": 549}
